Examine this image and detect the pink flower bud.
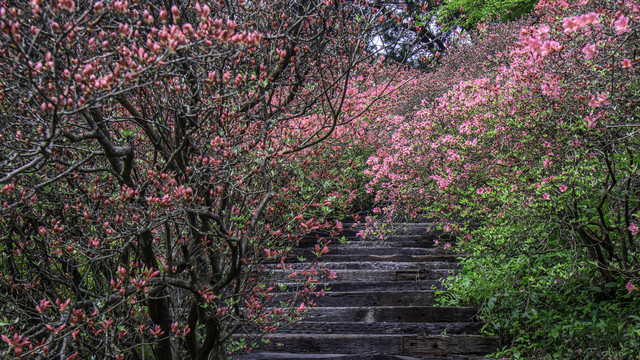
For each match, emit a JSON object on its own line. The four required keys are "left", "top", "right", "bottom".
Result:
{"left": 171, "top": 5, "right": 180, "bottom": 20}
{"left": 160, "top": 9, "right": 168, "bottom": 22}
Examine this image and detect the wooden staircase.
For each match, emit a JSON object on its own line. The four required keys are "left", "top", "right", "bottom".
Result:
{"left": 235, "top": 223, "right": 499, "bottom": 359}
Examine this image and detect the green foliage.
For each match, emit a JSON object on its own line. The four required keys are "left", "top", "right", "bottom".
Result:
{"left": 440, "top": 0, "right": 538, "bottom": 30}
{"left": 438, "top": 246, "right": 640, "bottom": 359}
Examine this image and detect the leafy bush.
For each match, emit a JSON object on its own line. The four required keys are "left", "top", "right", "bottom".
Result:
{"left": 439, "top": 246, "right": 640, "bottom": 359}
{"left": 440, "top": 0, "right": 538, "bottom": 30}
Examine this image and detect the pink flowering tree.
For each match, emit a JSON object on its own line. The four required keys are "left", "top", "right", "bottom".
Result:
{"left": 0, "top": 1, "right": 407, "bottom": 359}
{"left": 367, "top": 0, "right": 640, "bottom": 286}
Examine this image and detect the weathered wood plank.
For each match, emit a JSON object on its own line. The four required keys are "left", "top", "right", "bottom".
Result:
{"left": 298, "top": 235, "right": 452, "bottom": 249}
{"left": 266, "top": 269, "right": 455, "bottom": 282}
{"left": 236, "top": 352, "right": 423, "bottom": 360}
{"left": 272, "top": 254, "right": 464, "bottom": 263}
{"left": 312, "top": 290, "right": 437, "bottom": 307}
{"left": 292, "top": 246, "right": 448, "bottom": 257}
{"left": 252, "top": 334, "right": 404, "bottom": 355}
{"left": 302, "top": 306, "right": 477, "bottom": 323}
{"left": 403, "top": 335, "right": 500, "bottom": 357}
{"left": 265, "top": 261, "right": 460, "bottom": 271}
{"left": 260, "top": 321, "right": 483, "bottom": 335}
{"left": 269, "top": 290, "right": 437, "bottom": 307}
{"left": 268, "top": 280, "right": 444, "bottom": 292}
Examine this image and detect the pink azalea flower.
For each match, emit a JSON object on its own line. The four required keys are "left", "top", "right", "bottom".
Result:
{"left": 579, "top": 12, "right": 600, "bottom": 26}
{"left": 626, "top": 280, "right": 637, "bottom": 294}
{"left": 538, "top": 24, "right": 551, "bottom": 38}
{"left": 542, "top": 193, "right": 551, "bottom": 200}
{"left": 525, "top": 36, "right": 542, "bottom": 51}
{"left": 629, "top": 222, "right": 639, "bottom": 236}
{"left": 559, "top": 185, "right": 567, "bottom": 192}
{"left": 597, "top": 93, "right": 611, "bottom": 106}
{"left": 585, "top": 114, "right": 597, "bottom": 128}
{"left": 328, "top": 270, "right": 337, "bottom": 279}
{"left": 563, "top": 17, "right": 580, "bottom": 33}
{"left": 621, "top": 58, "right": 632, "bottom": 68}
{"left": 614, "top": 15, "right": 631, "bottom": 35}
{"left": 582, "top": 44, "right": 597, "bottom": 60}
{"left": 588, "top": 97, "right": 599, "bottom": 108}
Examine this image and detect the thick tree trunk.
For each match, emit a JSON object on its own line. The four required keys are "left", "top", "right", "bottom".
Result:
{"left": 140, "top": 229, "right": 173, "bottom": 360}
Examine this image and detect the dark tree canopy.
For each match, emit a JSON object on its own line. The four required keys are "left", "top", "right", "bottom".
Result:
{"left": 370, "top": 0, "right": 538, "bottom": 69}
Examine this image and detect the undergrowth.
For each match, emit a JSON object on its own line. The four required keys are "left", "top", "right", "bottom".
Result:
{"left": 437, "top": 248, "right": 640, "bottom": 359}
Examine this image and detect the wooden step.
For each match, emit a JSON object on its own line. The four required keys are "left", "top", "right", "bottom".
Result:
{"left": 237, "top": 353, "right": 495, "bottom": 360}
{"left": 266, "top": 268, "right": 456, "bottom": 282}
{"left": 267, "top": 280, "right": 444, "bottom": 292}
{"left": 298, "top": 235, "right": 453, "bottom": 248}
{"left": 300, "top": 306, "right": 477, "bottom": 323}
{"left": 235, "top": 353, "right": 421, "bottom": 359}
{"left": 341, "top": 223, "right": 440, "bottom": 235}
{"left": 265, "top": 261, "right": 460, "bottom": 271}
{"left": 272, "top": 290, "right": 438, "bottom": 307}
{"left": 293, "top": 247, "right": 450, "bottom": 257}
{"left": 241, "top": 334, "right": 498, "bottom": 356}
{"left": 275, "top": 254, "right": 464, "bottom": 263}
{"left": 245, "top": 334, "right": 405, "bottom": 355}
{"left": 258, "top": 321, "right": 484, "bottom": 335}
{"left": 404, "top": 335, "right": 501, "bottom": 357}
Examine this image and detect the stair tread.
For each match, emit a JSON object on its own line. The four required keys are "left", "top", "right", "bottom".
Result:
{"left": 295, "top": 247, "right": 448, "bottom": 254}
{"left": 265, "top": 261, "right": 460, "bottom": 270}
{"left": 236, "top": 353, "right": 494, "bottom": 360}
{"left": 267, "top": 269, "right": 456, "bottom": 282}
{"left": 246, "top": 321, "right": 484, "bottom": 334}
{"left": 269, "top": 280, "right": 444, "bottom": 292}
{"left": 247, "top": 334, "right": 497, "bottom": 339}
{"left": 234, "top": 352, "right": 421, "bottom": 360}
{"left": 274, "top": 254, "right": 465, "bottom": 263}
{"left": 238, "top": 334, "right": 499, "bottom": 357}
{"left": 270, "top": 289, "right": 439, "bottom": 306}
{"left": 287, "top": 306, "right": 477, "bottom": 323}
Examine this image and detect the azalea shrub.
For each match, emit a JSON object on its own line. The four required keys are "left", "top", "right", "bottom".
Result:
{"left": 366, "top": 0, "right": 640, "bottom": 357}
{"left": 0, "top": 1, "right": 410, "bottom": 359}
